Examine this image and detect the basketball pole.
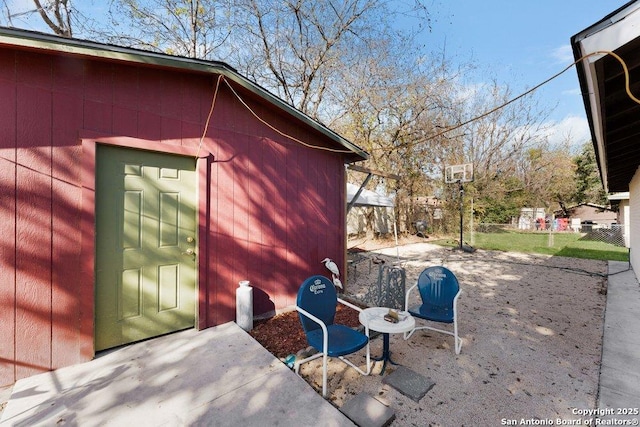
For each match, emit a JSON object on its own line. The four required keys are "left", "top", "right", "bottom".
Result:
{"left": 446, "top": 163, "right": 475, "bottom": 253}
{"left": 459, "top": 180, "right": 464, "bottom": 251}
{"left": 457, "top": 178, "right": 475, "bottom": 253}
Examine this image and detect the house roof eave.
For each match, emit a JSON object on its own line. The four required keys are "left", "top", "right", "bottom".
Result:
{"left": 571, "top": 0, "right": 640, "bottom": 193}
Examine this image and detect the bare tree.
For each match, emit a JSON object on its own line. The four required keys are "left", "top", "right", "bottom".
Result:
{"left": 1, "top": 0, "right": 72, "bottom": 35}
{"left": 1, "top": 0, "right": 106, "bottom": 38}
{"left": 106, "top": 0, "right": 235, "bottom": 59}
{"left": 4, "top": 0, "right": 432, "bottom": 124}
{"left": 441, "top": 81, "right": 560, "bottom": 223}
{"left": 333, "top": 41, "right": 464, "bottom": 234}
{"left": 0, "top": 0, "right": 12, "bottom": 26}
{"left": 97, "top": 0, "right": 430, "bottom": 122}
{"left": 4, "top": 0, "right": 576, "bottom": 235}
{"left": 32, "top": 0, "right": 72, "bottom": 36}
{"left": 230, "top": 0, "right": 390, "bottom": 118}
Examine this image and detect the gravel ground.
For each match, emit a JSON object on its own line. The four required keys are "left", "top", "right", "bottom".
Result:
{"left": 1, "top": 240, "right": 607, "bottom": 426}
{"left": 297, "top": 242, "right": 607, "bottom": 426}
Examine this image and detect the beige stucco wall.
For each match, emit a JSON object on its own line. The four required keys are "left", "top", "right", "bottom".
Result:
{"left": 621, "top": 200, "right": 631, "bottom": 247}
{"left": 629, "top": 168, "right": 640, "bottom": 279}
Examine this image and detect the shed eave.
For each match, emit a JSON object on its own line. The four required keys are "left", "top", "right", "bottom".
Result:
{"left": 0, "top": 26, "right": 368, "bottom": 162}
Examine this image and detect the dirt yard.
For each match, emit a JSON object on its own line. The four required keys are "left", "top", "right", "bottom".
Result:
{"left": 256, "top": 238, "right": 608, "bottom": 426}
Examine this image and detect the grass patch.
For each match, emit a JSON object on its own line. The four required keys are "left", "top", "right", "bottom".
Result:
{"left": 433, "top": 231, "right": 629, "bottom": 261}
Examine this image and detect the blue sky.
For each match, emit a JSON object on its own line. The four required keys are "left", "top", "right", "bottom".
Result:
{"left": 4, "top": 0, "right": 630, "bottom": 148}
{"left": 419, "top": 1, "right": 629, "bottom": 147}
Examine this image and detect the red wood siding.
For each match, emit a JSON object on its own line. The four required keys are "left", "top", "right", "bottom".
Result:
{"left": 0, "top": 63, "right": 17, "bottom": 384}
{"left": 0, "top": 46, "right": 349, "bottom": 387}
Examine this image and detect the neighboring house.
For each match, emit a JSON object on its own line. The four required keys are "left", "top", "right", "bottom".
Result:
{"left": 571, "top": 0, "right": 640, "bottom": 276}
{"left": 554, "top": 203, "right": 618, "bottom": 226}
{"left": 0, "top": 27, "right": 367, "bottom": 387}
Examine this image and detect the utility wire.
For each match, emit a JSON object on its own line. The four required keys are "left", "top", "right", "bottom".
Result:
{"left": 197, "top": 50, "right": 639, "bottom": 157}
{"left": 372, "top": 50, "right": 640, "bottom": 153}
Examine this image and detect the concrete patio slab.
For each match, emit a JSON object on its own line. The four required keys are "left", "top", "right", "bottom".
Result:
{"left": 340, "top": 393, "right": 395, "bottom": 427}
{"left": 381, "top": 366, "right": 434, "bottom": 403}
{"left": 0, "top": 322, "right": 355, "bottom": 427}
{"left": 598, "top": 261, "right": 640, "bottom": 422}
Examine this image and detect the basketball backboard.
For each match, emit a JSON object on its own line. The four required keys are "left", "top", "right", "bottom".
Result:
{"left": 445, "top": 163, "right": 473, "bottom": 183}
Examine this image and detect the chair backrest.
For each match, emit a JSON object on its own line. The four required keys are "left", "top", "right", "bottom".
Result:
{"left": 297, "top": 275, "right": 337, "bottom": 334}
{"left": 417, "top": 266, "right": 459, "bottom": 308}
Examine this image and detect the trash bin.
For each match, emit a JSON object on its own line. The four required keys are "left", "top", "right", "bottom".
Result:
{"left": 236, "top": 280, "right": 253, "bottom": 331}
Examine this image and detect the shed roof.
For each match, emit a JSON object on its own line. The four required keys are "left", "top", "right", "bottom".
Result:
{"left": 346, "top": 183, "right": 394, "bottom": 207}
{"left": 560, "top": 203, "right": 615, "bottom": 212}
{"left": 0, "top": 26, "right": 368, "bottom": 163}
{"left": 571, "top": 0, "right": 640, "bottom": 192}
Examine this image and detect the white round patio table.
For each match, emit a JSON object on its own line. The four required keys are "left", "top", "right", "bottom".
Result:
{"left": 359, "top": 307, "right": 415, "bottom": 374}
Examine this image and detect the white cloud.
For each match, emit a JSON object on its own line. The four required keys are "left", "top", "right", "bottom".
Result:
{"left": 551, "top": 44, "right": 574, "bottom": 64}
{"left": 543, "top": 115, "right": 591, "bottom": 150}
{"left": 562, "top": 88, "right": 582, "bottom": 96}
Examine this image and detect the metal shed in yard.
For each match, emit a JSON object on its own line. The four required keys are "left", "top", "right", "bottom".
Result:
{"left": 0, "top": 27, "right": 367, "bottom": 387}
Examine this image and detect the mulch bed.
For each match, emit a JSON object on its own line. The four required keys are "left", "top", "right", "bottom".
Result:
{"left": 249, "top": 304, "right": 362, "bottom": 359}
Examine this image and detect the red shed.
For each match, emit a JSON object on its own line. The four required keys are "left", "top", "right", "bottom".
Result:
{"left": 0, "top": 27, "right": 367, "bottom": 387}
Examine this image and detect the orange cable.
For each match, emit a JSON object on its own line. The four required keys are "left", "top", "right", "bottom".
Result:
{"left": 196, "top": 74, "right": 224, "bottom": 160}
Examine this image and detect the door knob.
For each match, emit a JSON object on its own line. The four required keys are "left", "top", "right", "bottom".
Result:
{"left": 186, "top": 237, "right": 195, "bottom": 243}
{"left": 182, "top": 248, "right": 195, "bottom": 255}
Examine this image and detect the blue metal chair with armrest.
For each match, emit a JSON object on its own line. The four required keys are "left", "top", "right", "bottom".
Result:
{"left": 294, "top": 275, "right": 371, "bottom": 397}
{"left": 404, "top": 266, "right": 462, "bottom": 354}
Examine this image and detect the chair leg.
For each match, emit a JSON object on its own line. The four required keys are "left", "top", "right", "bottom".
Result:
{"left": 365, "top": 339, "right": 371, "bottom": 374}
{"left": 294, "top": 351, "right": 323, "bottom": 374}
{"left": 321, "top": 352, "right": 328, "bottom": 398}
{"left": 339, "top": 341, "right": 372, "bottom": 376}
{"left": 405, "top": 322, "right": 461, "bottom": 354}
{"left": 295, "top": 344, "right": 371, "bottom": 398}
{"left": 454, "top": 319, "right": 461, "bottom": 355}
{"left": 404, "top": 328, "right": 416, "bottom": 340}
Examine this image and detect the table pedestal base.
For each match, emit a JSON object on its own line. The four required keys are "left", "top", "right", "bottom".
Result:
{"left": 372, "top": 333, "right": 400, "bottom": 375}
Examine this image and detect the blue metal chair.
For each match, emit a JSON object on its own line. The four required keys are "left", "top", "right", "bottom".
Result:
{"left": 294, "top": 275, "right": 371, "bottom": 397}
{"left": 404, "top": 266, "right": 462, "bottom": 354}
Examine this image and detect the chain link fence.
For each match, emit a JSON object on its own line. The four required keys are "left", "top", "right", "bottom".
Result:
{"left": 582, "top": 225, "right": 626, "bottom": 247}
{"left": 473, "top": 222, "right": 627, "bottom": 247}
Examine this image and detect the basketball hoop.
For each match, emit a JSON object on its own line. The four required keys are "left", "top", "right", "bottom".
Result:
{"left": 445, "top": 163, "right": 473, "bottom": 183}
{"left": 445, "top": 163, "right": 474, "bottom": 252}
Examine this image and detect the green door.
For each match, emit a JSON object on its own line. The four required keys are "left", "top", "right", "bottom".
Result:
{"left": 95, "top": 145, "right": 197, "bottom": 351}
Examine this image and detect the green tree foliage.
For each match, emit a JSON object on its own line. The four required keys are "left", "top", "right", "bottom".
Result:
{"left": 473, "top": 176, "right": 527, "bottom": 224}
{"left": 573, "top": 142, "right": 608, "bottom": 206}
